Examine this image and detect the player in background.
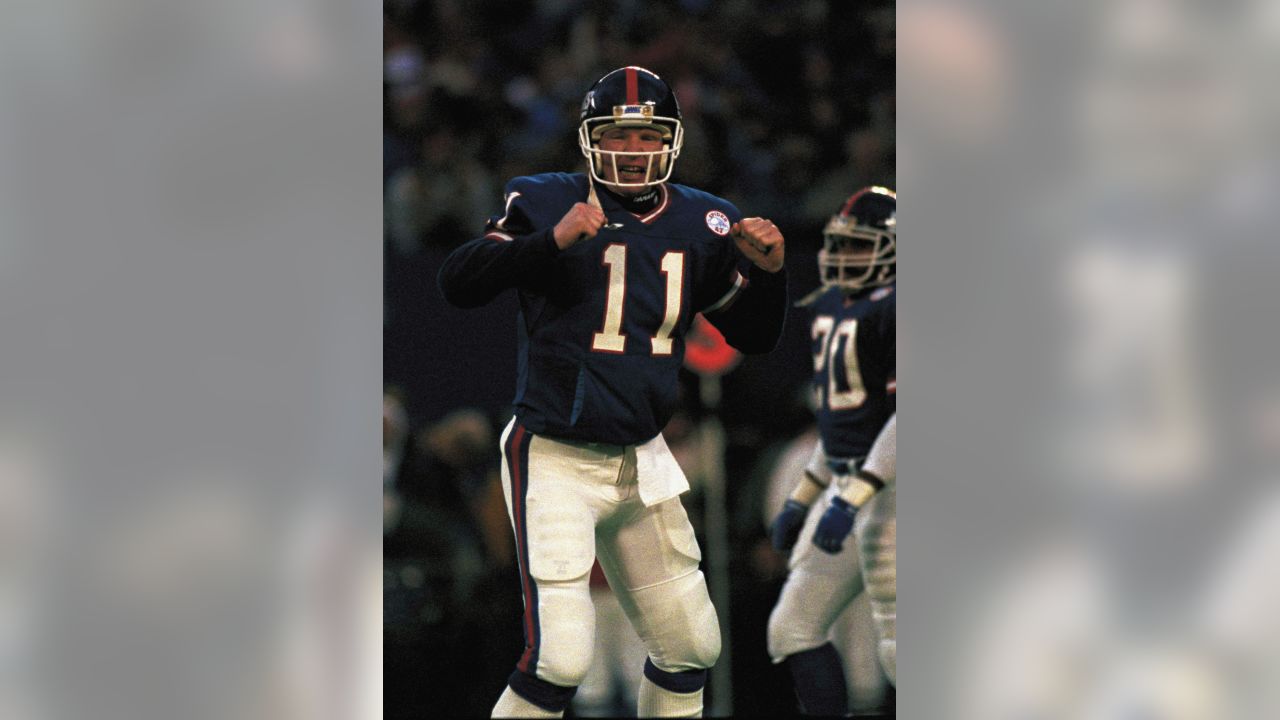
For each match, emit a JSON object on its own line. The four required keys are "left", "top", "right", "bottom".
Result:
{"left": 766, "top": 187, "right": 897, "bottom": 715}
{"left": 438, "top": 66, "right": 788, "bottom": 718}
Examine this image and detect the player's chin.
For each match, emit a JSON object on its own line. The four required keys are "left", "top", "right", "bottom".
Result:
{"left": 609, "top": 179, "right": 652, "bottom": 195}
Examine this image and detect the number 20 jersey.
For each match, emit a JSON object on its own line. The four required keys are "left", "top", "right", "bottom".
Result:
{"left": 809, "top": 284, "right": 896, "bottom": 460}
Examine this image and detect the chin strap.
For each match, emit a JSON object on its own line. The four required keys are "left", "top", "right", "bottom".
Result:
{"left": 586, "top": 167, "right": 603, "bottom": 210}
{"left": 586, "top": 170, "right": 626, "bottom": 230}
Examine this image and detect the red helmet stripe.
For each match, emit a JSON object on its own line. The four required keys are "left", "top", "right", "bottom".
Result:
{"left": 625, "top": 67, "right": 639, "bottom": 104}
{"left": 840, "top": 188, "right": 869, "bottom": 217}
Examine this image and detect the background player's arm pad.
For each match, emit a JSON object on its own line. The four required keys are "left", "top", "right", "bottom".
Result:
{"left": 787, "top": 439, "right": 831, "bottom": 505}
{"left": 838, "top": 414, "right": 895, "bottom": 508}
{"left": 437, "top": 227, "right": 560, "bottom": 308}
{"left": 704, "top": 265, "right": 787, "bottom": 354}
{"left": 788, "top": 470, "right": 828, "bottom": 505}
{"left": 860, "top": 413, "right": 896, "bottom": 485}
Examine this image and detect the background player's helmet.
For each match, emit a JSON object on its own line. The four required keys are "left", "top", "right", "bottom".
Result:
{"left": 819, "top": 186, "right": 896, "bottom": 292}
{"left": 578, "top": 66, "right": 683, "bottom": 188}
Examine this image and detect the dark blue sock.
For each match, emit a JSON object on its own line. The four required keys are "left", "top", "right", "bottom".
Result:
{"left": 507, "top": 669, "right": 577, "bottom": 713}
{"left": 785, "top": 642, "right": 848, "bottom": 716}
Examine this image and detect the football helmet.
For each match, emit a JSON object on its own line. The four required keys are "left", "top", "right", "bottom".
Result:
{"left": 819, "top": 186, "right": 896, "bottom": 291}
{"left": 578, "top": 66, "right": 683, "bottom": 188}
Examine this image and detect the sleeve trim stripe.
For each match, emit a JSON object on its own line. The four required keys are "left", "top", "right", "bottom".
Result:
{"left": 495, "top": 191, "right": 523, "bottom": 230}
{"left": 485, "top": 231, "right": 514, "bottom": 242}
{"left": 701, "top": 270, "right": 744, "bottom": 314}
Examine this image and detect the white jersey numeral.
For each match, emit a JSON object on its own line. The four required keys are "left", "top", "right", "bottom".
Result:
{"left": 812, "top": 316, "right": 835, "bottom": 408}
{"left": 812, "top": 316, "right": 835, "bottom": 371}
{"left": 813, "top": 315, "right": 867, "bottom": 411}
{"left": 651, "top": 252, "right": 685, "bottom": 356}
{"left": 592, "top": 243, "right": 629, "bottom": 353}
{"left": 828, "top": 319, "right": 867, "bottom": 409}
{"left": 590, "top": 245, "right": 685, "bottom": 355}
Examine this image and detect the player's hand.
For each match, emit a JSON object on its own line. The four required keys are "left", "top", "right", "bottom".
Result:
{"left": 731, "top": 218, "right": 785, "bottom": 273}
{"left": 553, "top": 202, "right": 607, "bottom": 250}
{"left": 812, "top": 496, "right": 857, "bottom": 554}
{"left": 769, "top": 499, "right": 810, "bottom": 552}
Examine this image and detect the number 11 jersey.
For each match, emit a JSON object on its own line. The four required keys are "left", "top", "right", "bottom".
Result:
{"left": 438, "top": 172, "right": 787, "bottom": 446}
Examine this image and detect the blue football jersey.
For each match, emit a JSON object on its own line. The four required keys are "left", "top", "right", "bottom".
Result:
{"left": 439, "top": 172, "right": 787, "bottom": 445}
{"left": 809, "top": 284, "right": 896, "bottom": 459}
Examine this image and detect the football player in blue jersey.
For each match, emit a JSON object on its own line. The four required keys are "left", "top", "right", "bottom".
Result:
{"left": 438, "top": 66, "right": 788, "bottom": 718}
{"left": 766, "top": 187, "right": 897, "bottom": 715}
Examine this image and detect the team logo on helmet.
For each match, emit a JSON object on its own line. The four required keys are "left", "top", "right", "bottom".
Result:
{"left": 705, "top": 210, "right": 731, "bottom": 236}
{"left": 578, "top": 66, "right": 684, "bottom": 189}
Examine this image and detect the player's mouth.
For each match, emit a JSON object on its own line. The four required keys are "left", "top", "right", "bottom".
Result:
{"left": 617, "top": 162, "right": 648, "bottom": 181}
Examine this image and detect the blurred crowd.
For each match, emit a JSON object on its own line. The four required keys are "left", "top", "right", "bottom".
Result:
{"left": 383, "top": 0, "right": 894, "bottom": 259}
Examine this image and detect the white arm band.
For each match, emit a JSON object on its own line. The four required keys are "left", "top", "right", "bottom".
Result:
{"left": 788, "top": 439, "right": 831, "bottom": 506}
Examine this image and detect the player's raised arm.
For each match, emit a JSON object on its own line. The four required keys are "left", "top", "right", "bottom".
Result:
{"left": 436, "top": 181, "right": 572, "bottom": 308}
{"left": 702, "top": 217, "right": 788, "bottom": 354}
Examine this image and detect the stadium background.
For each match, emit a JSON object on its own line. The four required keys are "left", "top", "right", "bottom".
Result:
{"left": 383, "top": 0, "right": 895, "bottom": 716}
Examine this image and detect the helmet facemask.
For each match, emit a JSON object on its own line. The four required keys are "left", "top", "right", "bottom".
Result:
{"left": 578, "top": 105, "right": 683, "bottom": 189}
{"left": 818, "top": 217, "right": 896, "bottom": 292}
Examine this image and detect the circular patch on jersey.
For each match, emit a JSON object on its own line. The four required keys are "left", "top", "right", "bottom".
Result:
{"left": 870, "top": 286, "right": 895, "bottom": 302}
{"left": 705, "top": 210, "right": 731, "bottom": 236}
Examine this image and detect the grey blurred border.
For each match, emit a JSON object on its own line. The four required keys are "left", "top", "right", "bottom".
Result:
{"left": 902, "top": 0, "right": 1280, "bottom": 718}
{"left": 0, "top": 2, "right": 383, "bottom": 719}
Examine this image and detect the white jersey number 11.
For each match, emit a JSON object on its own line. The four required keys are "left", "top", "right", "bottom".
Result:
{"left": 591, "top": 244, "right": 684, "bottom": 355}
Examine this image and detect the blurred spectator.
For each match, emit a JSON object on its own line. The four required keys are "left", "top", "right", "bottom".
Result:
{"left": 384, "top": 405, "right": 518, "bottom": 719}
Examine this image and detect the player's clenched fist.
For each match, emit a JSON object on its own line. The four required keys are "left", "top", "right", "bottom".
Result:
{"left": 731, "top": 217, "right": 785, "bottom": 273}
{"left": 553, "top": 202, "right": 607, "bottom": 250}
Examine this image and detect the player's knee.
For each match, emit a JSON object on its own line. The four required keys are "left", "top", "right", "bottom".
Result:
{"left": 767, "top": 604, "right": 814, "bottom": 662}
{"left": 683, "top": 579, "right": 722, "bottom": 668}
{"left": 631, "top": 570, "right": 721, "bottom": 670}
{"left": 769, "top": 590, "right": 839, "bottom": 662}
{"left": 653, "top": 595, "right": 720, "bottom": 670}
{"left": 685, "top": 613, "right": 721, "bottom": 669}
{"left": 536, "top": 635, "right": 595, "bottom": 687}
{"left": 528, "top": 576, "right": 596, "bottom": 686}
{"left": 537, "top": 656, "right": 593, "bottom": 689}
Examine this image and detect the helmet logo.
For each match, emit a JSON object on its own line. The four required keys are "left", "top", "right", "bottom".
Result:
{"left": 612, "top": 104, "right": 655, "bottom": 120}
{"left": 582, "top": 91, "right": 595, "bottom": 114}
{"left": 705, "top": 210, "right": 731, "bottom": 236}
